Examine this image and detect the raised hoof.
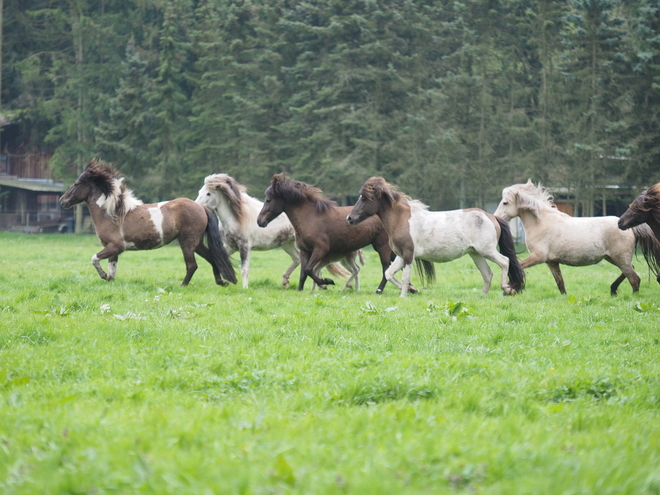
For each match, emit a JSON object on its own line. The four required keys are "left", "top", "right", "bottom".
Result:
{"left": 282, "top": 281, "right": 291, "bottom": 290}
{"left": 216, "top": 278, "right": 229, "bottom": 286}
{"left": 322, "top": 279, "right": 335, "bottom": 286}
{"left": 407, "top": 285, "right": 418, "bottom": 294}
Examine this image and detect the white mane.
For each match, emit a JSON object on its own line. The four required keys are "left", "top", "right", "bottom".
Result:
{"left": 95, "top": 177, "right": 143, "bottom": 218}
{"left": 503, "top": 180, "right": 558, "bottom": 218}
{"left": 409, "top": 199, "right": 430, "bottom": 211}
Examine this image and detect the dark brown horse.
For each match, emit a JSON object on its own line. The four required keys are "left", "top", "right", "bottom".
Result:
{"left": 618, "top": 184, "right": 660, "bottom": 283}
{"left": 256, "top": 174, "right": 400, "bottom": 293}
{"left": 60, "top": 159, "right": 236, "bottom": 286}
{"left": 619, "top": 184, "right": 660, "bottom": 240}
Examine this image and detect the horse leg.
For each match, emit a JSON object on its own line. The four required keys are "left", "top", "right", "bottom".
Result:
{"left": 607, "top": 258, "right": 639, "bottom": 295}
{"left": 341, "top": 254, "right": 360, "bottom": 291}
{"left": 468, "top": 252, "right": 495, "bottom": 294}
{"left": 239, "top": 244, "right": 251, "bottom": 289}
{"left": 107, "top": 255, "right": 119, "bottom": 280}
{"left": 91, "top": 244, "right": 123, "bottom": 281}
{"left": 195, "top": 243, "right": 229, "bottom": 286}
{"left": 297, "top": 250, "right": 311, "bottom": 291}
{"left": 547, "top": 262, "right": 567, "bottom": 294}
{"left": 520, "top": 252, "right": 544, "bottom": 269}
{"left": 299, "top": 249, "right": 336, "bottom": 292}
{"left": 181, "top": 250, "right": 198, "bottom": 286}
{"left": 280, "top": 241, "right": 300, "bottom": 289}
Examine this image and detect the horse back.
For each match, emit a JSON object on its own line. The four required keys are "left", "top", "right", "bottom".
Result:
{"left": 123, "top": 199, "right": 207, "bottom": 249}
{"left": 293, "top": 205, "right": 386, "bottom": 253}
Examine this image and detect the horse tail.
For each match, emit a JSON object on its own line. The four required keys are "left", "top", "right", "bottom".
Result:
{"left": 204, "top": 208, "right": 237, "bottom": 284}
{"left": 414, "top": 259, "right": 436, "bottom": 286}
{"left": 327, "top": 262, "right": 351, "bottom": 278}
{"left": 632, "top": 224, "right": 660, "bottom": 279}
{"left": 495, "top": 216, "right": 526, "bottom": 293}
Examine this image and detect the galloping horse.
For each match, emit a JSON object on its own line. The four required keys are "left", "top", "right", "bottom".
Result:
{"left": 60, "top": 159, "right": 236, "bottom": 286}
{"left": 618, "top": 183, "right": 660, "bottom": 242}
{"left": 256, "top": 174, "right": 398, "bottom": 293}
{"left": 495, "top": 180, "right": 660, "bottom": 295}
{"left": 347, "top": 176, "right": 525, "bottom": 298}
{"left": 196, "top": 173, "right": 354, "bottom": 289}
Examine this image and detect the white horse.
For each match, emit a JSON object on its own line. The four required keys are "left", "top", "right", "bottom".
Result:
{"left": 494, "top": 180, "right": 660, "bottom": 295}
{"left": 196, "top": 174, "right": 352, "bottom": 289}
{"left": 347, "top": 177, "right": 525, "bottom": 297}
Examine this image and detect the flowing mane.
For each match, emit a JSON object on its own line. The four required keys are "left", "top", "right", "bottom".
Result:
{"left": 268, "top": 173, "right": 336, "bottom": 213}
{"left": 81, "top": 159, "right": 142, "bottom": 218}
{"left": 635, "top": 184, "right": 660, "bottom": 212}
{"left": 502, "top": 180, "right": 558, "bottom": 218}
{"left": 204, "top": 174, "right": 248, "bottom": 226}
{"left": 359, "top": 176, "right": 427, "bottom": 210}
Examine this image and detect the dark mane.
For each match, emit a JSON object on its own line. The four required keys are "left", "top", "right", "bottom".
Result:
{"left": 642, "top": 184, "right": 660, "bottom": 211}
{"left": 269, "top": 173, "right": 336, "bottom": 213}
{"left": 360, "top": 176, "right": 404, "bottom": 204}
{"left": 80, "top": 158, "right": 142, "bottom": 217}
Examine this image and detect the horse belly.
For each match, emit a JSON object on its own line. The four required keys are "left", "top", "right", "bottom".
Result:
{"left": 409, "top": 212, "right": 469, "bottom": 263}
{"left": 123, "top": 203, "right": 173, "bottom": 250}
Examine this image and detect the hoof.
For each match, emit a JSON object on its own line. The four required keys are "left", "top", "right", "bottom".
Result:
{"left": 283, "top": 281, "right": 291, "bottom": 290}
{"left": 504, "top": 289, "right": 516, "bottom": 296}
{"left": 375, "top": 288, "right": 383, "bottom": 294}
{"left": 408, "top": 285, "right": 418, "bottom": 294}
{"left": 323, "top": 279, "right": 335, "bottom": 286}
{"left": 216, "top": 279, "right": 229, "bottom": 286}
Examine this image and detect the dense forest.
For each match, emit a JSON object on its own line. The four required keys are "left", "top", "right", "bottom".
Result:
{"left": 3, "top": 0, "right": 660, "bottom": 212}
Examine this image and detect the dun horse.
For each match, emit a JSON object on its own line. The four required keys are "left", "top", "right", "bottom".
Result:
{"left": 60, "top": 159, "right": 236, "bottom": 286}
{"left": 347, "top": 176, "right": 525, "bottom": 298}
{"left": 196, "top": 173, "right": 355, "bottom": 289}
{"left": 495, "top": 180, "right": 660, "bottom": 294}
{"left": 618, "top": 183, "right": 660, "bottom": 243}
{"left": 256, "top": 174, "right": 400, "bottom": 293}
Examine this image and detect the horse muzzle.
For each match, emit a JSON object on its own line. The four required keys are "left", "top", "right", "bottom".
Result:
{"left": 346, "top": 214, "right": 358, "bottom": 225}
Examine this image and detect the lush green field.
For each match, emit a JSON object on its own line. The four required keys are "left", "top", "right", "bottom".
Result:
{"left": 1, "top": 232, "right": 659, "bottom": 494}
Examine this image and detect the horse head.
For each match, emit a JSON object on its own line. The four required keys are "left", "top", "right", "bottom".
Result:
{"left": 347, "top": 176, "right": 398, "bottom": 225}
{"left": 618, "top": 188, "right": 654, "bottom": 230}
{"left": 197, "top": 174, "right": 246, "bottom": 224}
{"left": 257, "top": 174, "right": 289, "bottom": 227}
{"left": 495, "top": 180, "right": 550, "bottom": 220}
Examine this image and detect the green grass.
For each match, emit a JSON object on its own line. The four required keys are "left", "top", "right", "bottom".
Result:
{"left": 1, "top": 231, "right": 660, "bottom": 494}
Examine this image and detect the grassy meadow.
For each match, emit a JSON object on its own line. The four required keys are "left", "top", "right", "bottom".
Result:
{"left": 1, "top": 231, "right": 659, "bottom": 494}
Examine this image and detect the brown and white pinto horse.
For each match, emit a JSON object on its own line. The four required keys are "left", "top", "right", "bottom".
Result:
{"left": 256, "top": 174, "right": 401, "bottom": 293}
{"left": 347, "top": 176, "right": 525, "bottom": 298}
{"left": 60, "top": 159, "right": 236, "bottom": 286}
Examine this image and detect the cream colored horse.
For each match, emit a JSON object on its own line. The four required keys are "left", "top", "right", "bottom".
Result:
{"left": 494, "top": 180, "right": 660, "bottom": 294}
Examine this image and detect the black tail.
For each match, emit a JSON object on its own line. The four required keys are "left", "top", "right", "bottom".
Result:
{"left": 632, "top": 224, "right": 660, "bottom": 281}
{"left": 205, "top": 208, "right": 237, "bottom": 284}
{"left": 496, "top": 217, "right": 525, "bottom": 293}
{"left": 414, "top": 259, "right": 436, "bottom": 286}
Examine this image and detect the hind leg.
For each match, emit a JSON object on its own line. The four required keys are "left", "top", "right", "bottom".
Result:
{"left": 606, "top": 257, "right": 639, "bottom": 295}
{"left": 181, "top": 246, "right": 198, "bottom": 286}
{"left": 195, "top": 243, "right": 229, "bottom": 286}
{"left": 547, "top": 262, "right": 566, "bottom": 294}
{"left": 341, "top": 253, "right": 361, "bottom": 291}
{"left": 239, "top": 244, "right": 251, "bottom": 289}
{"left": 468, "top": 252, "right": 494, "bottom": 294}
{"left": 281, "top": 241, "right": 300, "bottom": 289}
{"left": 475, "top": 250, "right": 517, "bottom": 295}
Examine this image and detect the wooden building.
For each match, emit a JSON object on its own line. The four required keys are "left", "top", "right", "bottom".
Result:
{"left": 0, "top": 116, "right": 69, "bottom": 232}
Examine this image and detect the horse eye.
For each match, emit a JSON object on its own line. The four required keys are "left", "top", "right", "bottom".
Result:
{"left": 502, "top": 202, "right": 508, "bottom": 205}
{"left": 206, "top": 192, "right": 210, "bottom": 196}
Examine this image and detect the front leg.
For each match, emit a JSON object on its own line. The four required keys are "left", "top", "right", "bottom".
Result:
{"left": 547, "top": 262, "right": 566, "bottom": 294}
{"left": 385, "top": 255, "right": 405, "bottom": 291}
{"left": 92, "top": 244, "right": 123, "bottom": 281}
{"left": 298, "top": 248, "right": 335, "bottom": 291}
{"left": 239, "top": 244, "right": 251, "bottom": 289}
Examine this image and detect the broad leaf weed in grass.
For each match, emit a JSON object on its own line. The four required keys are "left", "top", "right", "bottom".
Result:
{"left": 1, "top": 232, "right": 660, "bottom": 493}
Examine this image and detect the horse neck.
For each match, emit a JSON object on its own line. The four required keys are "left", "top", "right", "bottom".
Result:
{"left": 515, "top": 207, "right": 543, "bottom": 230}
{"left": 85, "top": 190, "right": 122, "bottom": 232}
{"left": 377, "top": 198, "right": 410, "bottom": 233}
{"left": 213, "top": 194, "right": 247, "bottom": 232}
{"left": 282, "top": 199, "right": 318, "bottom": 228}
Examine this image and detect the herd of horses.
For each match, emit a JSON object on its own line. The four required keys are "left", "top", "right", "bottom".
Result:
{"left": 60, "top": 158, "right": 660, "bottom": 298}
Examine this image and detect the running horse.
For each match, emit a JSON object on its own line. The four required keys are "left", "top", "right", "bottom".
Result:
{"left": 256, "top": 174, "right": 404, "bottom": 293}
{"left": 618, "top": 183, "right": 660, "bottom": 241}
{"left": 495, "top": 180, "right": 660, "bottom": 294}
{"left": 196, "top": 173, "right": 352, "bottom": 289}
{"left": 347, "top": 176, "right": 525, "bottom": 297}
{"left": 60, "top": 159, "right": 236, "bottom": 286}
